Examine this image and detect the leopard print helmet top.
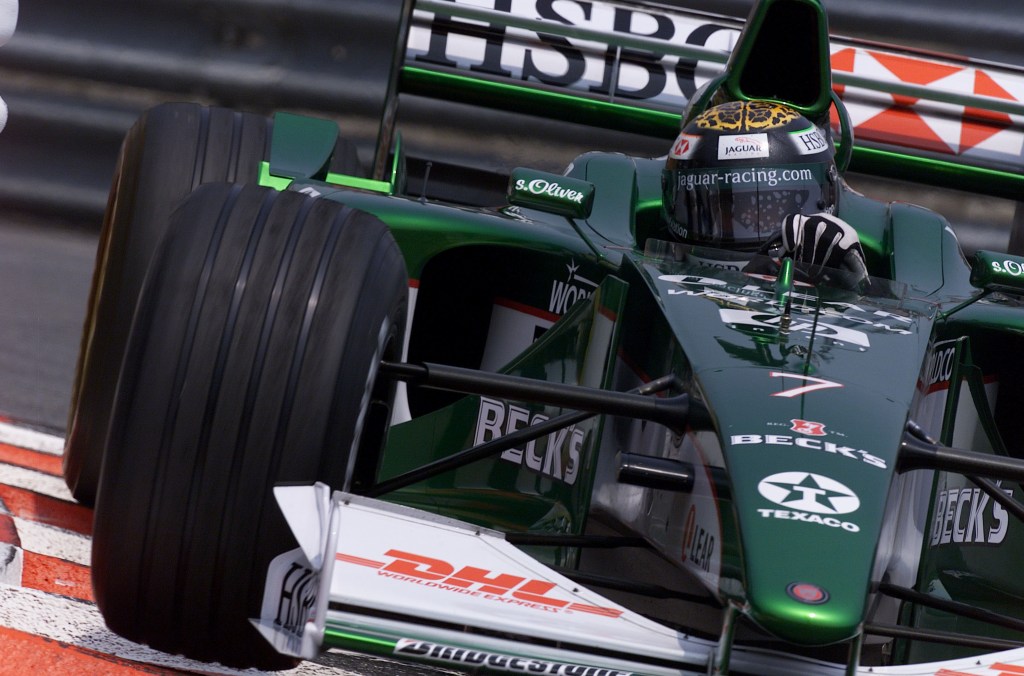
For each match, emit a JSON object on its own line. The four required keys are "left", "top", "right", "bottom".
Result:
{"left": 663, "top": 100, "right": 838, "bottom": 250}
{"left": 694, "top": 100, "right": 801, "bottom": 132}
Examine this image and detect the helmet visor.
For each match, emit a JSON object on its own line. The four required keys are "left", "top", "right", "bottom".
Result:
{"left": 670, "top": 164, "right": 833, "bottom": 250}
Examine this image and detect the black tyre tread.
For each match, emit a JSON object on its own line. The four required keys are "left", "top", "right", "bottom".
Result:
{"left": 64, "top": 104, "right": 273, "bottom": 504}
{"left": 64, "top": 102, "right": 366, "bottom": 505}
{"left": 92, "top": 183, "right": 406, "bottom": 669}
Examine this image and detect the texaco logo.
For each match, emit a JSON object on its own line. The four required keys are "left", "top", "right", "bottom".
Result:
{"left": 758, "top": 472, "right": 860, "bottom": 515}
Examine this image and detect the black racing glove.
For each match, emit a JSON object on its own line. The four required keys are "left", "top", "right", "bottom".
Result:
{"left": 781, "top": 213, "right": 869, "bottom": 284}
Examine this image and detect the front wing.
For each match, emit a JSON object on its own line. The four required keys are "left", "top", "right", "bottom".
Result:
{"left": 254, "top": 484, "right": 1024, "bottom": 675}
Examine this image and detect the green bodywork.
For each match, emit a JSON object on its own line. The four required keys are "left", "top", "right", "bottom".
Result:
{"left": 259, "top": 120, "right": 1024, "bottom": 655}
{"left": 252, "top": 0, "right": 1024, "bottom": 664}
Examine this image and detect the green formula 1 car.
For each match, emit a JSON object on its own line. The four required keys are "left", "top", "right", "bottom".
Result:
{"left": 65, "top": 0, "right": 1024, "bottom": 673}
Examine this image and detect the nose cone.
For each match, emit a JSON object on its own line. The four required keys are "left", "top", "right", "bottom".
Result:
{"left": 728, "top": 465, "right": 884, "bottom": 646}
{"left": 745, "top": 572, "right": 864, "bottom": 645}
{"left": 737, "top": 469, "right": 874, "bottom": 646}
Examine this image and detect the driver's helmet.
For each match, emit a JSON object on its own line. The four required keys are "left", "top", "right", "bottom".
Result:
{"left": 663, "top": 100, "right": 838, "bottom": 251}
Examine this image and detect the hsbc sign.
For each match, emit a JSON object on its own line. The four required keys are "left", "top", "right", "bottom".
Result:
{"left": 408, "top": 0, "right": 740, "bottom": 111}
{"left": 408, "top": 0, "right": 1024, "bottom": 172}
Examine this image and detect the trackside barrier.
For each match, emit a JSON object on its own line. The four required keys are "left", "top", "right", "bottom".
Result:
{"left": 0, "top": 0, "right": 1020, "bottom": 254}
{"left": 0, "top": 0, "right": 412, "bottom": 217}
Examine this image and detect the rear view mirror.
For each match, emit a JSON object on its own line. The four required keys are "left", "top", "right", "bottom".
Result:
{"left": 970, "top": 250, "right": 1024, "bottom": 294}
{"left": 507, "top": 168, "right": 594, "bottom": 219}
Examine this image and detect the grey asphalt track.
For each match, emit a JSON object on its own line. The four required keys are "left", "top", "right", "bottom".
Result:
{"left": 0, "top": 212, "right": 94, "bottom": 431}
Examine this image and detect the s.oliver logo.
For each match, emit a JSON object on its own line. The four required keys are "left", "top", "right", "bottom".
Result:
{"left": 339, "top": 549, "right": 623, "bottom": 618}
{"left": 990, "top": 258, "right": 1024, "bottom": 277}
{"left": 514, "top": 178, "right": 587, "bottom": 204}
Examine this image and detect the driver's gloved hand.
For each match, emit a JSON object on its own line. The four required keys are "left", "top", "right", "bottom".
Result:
{"left": 780, "top": 213, "right": 869, "bottom": 283}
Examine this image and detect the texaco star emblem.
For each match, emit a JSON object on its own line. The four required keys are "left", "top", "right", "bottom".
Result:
{"left": 758, "top": 472, "right": 860, "bottom": 515}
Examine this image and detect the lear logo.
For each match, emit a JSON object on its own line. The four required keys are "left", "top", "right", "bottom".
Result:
{"left": 681, "top": 505, "right": 716, "bottom": 573}
{"left": 758, "top": 472, "right": 860, "bottom": 515}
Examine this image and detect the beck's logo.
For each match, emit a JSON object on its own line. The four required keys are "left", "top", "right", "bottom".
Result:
{"left": 730, "top": 433, "right": 887, "bottom": 469}
{"left": 930, "top": 485, "right": 1010, "bottom": 546}
{"left": 475, "top": 396, "right": 582, "bottom": 485}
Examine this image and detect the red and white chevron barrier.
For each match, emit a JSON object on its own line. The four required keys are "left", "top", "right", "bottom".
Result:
{"left": 0, "top": 421, "right": 355, "bottom": 675}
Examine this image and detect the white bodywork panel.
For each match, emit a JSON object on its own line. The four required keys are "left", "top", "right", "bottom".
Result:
{"left": 255, "top": 484, "right": 1024, "bottom": 675}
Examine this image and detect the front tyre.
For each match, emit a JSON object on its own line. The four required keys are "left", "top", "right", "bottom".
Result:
{"left": 91, "top": 183, "right": 406, "bottom": 669}
{"left": 64, "top": 103, "right": 365, "bottom": 505}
